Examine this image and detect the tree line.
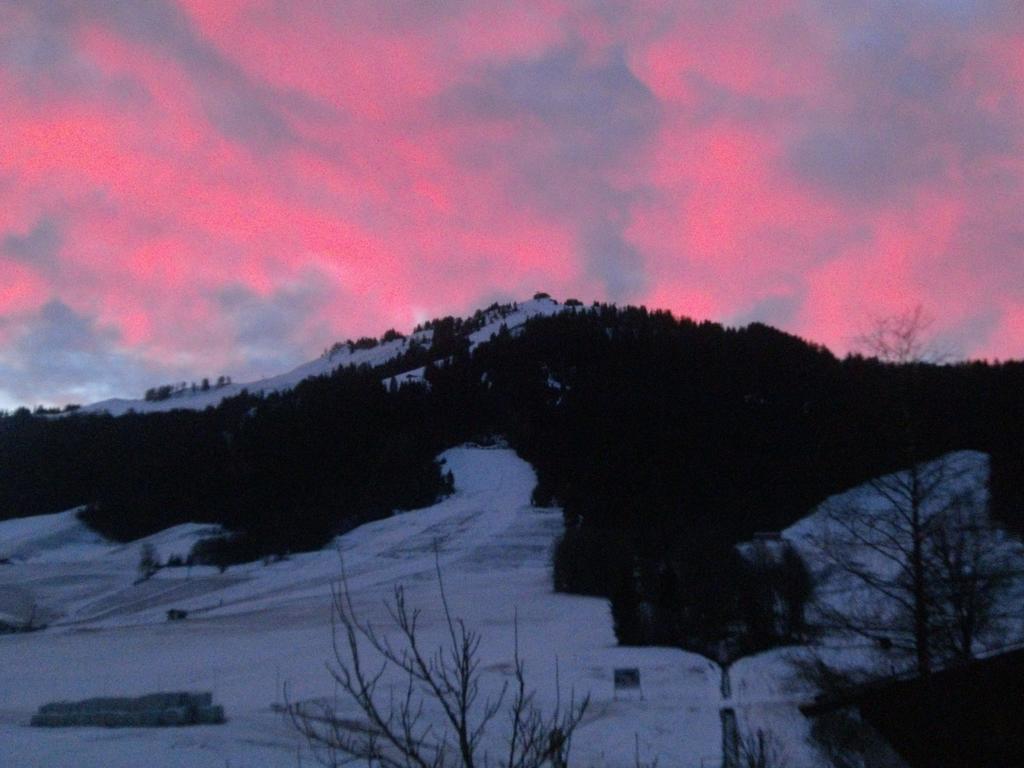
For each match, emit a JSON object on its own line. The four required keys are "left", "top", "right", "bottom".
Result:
{"left": 144, "top": 376, "right": 233, "bottom": 402}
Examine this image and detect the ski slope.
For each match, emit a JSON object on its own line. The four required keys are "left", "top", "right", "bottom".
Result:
{"left": 78, "top": 298, "right": 568, "bottom": 416}
{"left": 0, "top": 446, "right": 726, "bottom": 767}
{"left": 8, "top": 446, "right": 1013, "bottom": 765}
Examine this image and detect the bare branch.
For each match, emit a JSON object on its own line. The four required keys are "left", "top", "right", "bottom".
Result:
{"left": 854, "top": 305, "right": 941, "bottom": 365}
{"left": 287, "top": 546, "right": 589, "bottom": 768}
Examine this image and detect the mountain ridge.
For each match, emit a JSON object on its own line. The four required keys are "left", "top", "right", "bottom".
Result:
{"left": 79, "top": 296, "right": 569, "bottom": 416}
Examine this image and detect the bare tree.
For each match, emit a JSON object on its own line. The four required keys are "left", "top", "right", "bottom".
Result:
{"left": 137, "top": 542, "right": 159, "bottom": 583}
{"left": 853, "top": 307, "right": 939, "bottom": 675}
{"left": 811, "top": 309, "right": 1017, "bottom": 676}
{"left": 853, "top": 305, "right": 940, "bottom": 367}
{"left": 811, "top": 455, "right": 967, "bottom": 675}
{"left": 288, "top": 554, "right": 589, "bottom": 768}
{"left": 927, "top": 490, "right": 1017, "bottom": 663}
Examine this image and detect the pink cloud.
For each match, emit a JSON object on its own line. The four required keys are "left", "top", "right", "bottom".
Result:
{"left": 1, "top": 0, "right": 1023, "bottom": 405}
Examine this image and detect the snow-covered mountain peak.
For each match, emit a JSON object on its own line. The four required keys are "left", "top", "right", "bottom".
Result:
{"left": 78, "top": 296, "right": 568, "bottom": 416}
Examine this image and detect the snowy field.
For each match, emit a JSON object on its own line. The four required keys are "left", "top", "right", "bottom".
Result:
{"left": 1, "top": 446, "right": 735, "bottom": 768}
{"left": 4, "top": 446, "right": 1021, "bottom": 767}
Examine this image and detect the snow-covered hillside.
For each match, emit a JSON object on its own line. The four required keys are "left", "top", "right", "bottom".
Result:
{"left": 784, "top": 450, "right": 1024, "bottom": 655}
{"left": 78, "top": 298, "right": 568, "bottom": 416}
{"left": 4, "top": 448, "right": 1020, "bottom": 766}
{"left": 724, "top": 451, "right": 1024, "bottom": 768}
{"left": 0, "top": 446, "right": 725, "bottom": 768}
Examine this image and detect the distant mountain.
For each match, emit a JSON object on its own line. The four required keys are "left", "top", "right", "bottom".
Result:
{"left": 79, "top": 297, "right": 569, "bottom": 416}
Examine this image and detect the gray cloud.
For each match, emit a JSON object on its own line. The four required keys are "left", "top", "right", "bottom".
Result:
{"left": 730, "top": 292, "right": 806, "bottom": 330}
{"left": 451, "top": 46, "right": 657, "bottom": 174}
{"left": 0, "top": 275, "right": 342, "bottom": 409}
{"left": 0, "top": 301, "right": 176, "bottom": 408}
{"left": 785, "top": 6, "right": 1018, "bottom": 202}
{"left": 0, "top": 0, "right": 320, "bottom": 153}
{"left": 932, "top": 307, "right": 1003, "bottom": 360}
{"left": 788, "top": 128, "right": 941, "bottom": 202}
{"left": 0, "top": 1, "right": 151, "bottom": 107}
{"left": 214, "top": 273, "right": 335, "bottom": 377}
{"left": 444, "top": 46, "right": 659, "bottom": 299}
{"left": 582, "top": 218, "right": 648, "bottom": 302}
{"left": 2, "top": 218, "right": 62, "bottom": 267}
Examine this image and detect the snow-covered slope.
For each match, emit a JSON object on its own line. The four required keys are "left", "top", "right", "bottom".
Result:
{"left": 784, "top": 450, "right": 992, "bottom": 566}
{"left": 0, "top": 446, "right": 722, "bottom": 768}
{"left": 0, "top": 508, "right": 108, "bottom": 564}
{"left": 0, "top": 512, "right": 223, "bottom": 629}
{"left": 726, "top": 450, "right": 1024, "bottom": 768}
{"left": 79, "top": 298, "right": 568, "bottom": 416}
{"left": 783, "top": 449, "right": 1024, "bottom": 650}
{"left": 6, "top": 448, "right": 1017, "bottom": 766}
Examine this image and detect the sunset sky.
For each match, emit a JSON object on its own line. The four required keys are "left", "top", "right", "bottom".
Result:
{"left": 2, "top": 0, "right": 1023, "bottom": 408}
